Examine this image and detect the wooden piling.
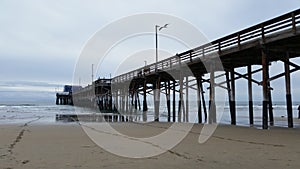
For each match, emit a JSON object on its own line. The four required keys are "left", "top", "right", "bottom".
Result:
{"left": 285, "top": 52, "right": 293, "bottom": 128}
{"left": 143, "top": 80, "right": 148, "bottom": 111}
{"left": 121, "top": 89, "right": 125, "bottom": 113}
{"left": 247, "top": 65, "right": 254, "bottom": 125}
{"left": 196, "top": 77, "right": 202, "bottom": 123}
{"left": 134, "top": 90, "right": 138, "bottom": 110}
{"left": 230, "top": 69, "right": 236, "bottom": 125}
{"left": 209, "top": 70, "right": 216, "bottom": 124}
{"left": 178, "top": 72, "right": 183, "bottom": 122}
{"left": 165, "top": 81, "right": 171, "bottom": 122}
{"left": 125, "top": 88, "right": 129, "bottom": 113}
{"left": 56, "top": 95, "right": 59, "bottom": 105}
{"left": 225, "top": 71, "right": 232, "bottom": 123}
{"left": 115, "top": 90, "right": 119, "bottom": 111}
{"left": 172, "top": 80, "right": 176, "bottom": 122}
{"left": 200, "top": 76, "right": 207, "bottom": 122}
{"left": 262, "top": 49, "right": 269, "bottom": 129}
{"left": 137, "top": 92, "right": 141, "bottom": 110}
{"left": 185, "top": 76, "right": 189, "bottom": 122}
{"left": 268, "top": 86, "right": 274, "bottom": 126}
{"left": 154, "top": 77, "right": 161, "bottom": 122}
{"left": 131, "top": 90, "right": 134, "bottom": 107}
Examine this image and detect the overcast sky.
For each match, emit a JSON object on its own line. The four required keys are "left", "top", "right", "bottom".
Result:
{"left": 0, "top": 0, "right": 300, "bottom": 101}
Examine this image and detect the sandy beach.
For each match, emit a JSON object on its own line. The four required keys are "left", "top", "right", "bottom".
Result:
{"left": 0, "top": 120, "right": 300, "bottom": 169}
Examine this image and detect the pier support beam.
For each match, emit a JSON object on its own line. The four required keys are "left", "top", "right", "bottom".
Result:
{"left": 172, "top": 80, "right": 176, "bottom": 122}
{"left": 134, "top": 90, "right": 138, "bottom": 110}
{"left": 285, "top": 52, "right": 293, "bottom": 128}
{"left": 125, "top": 88, "right": 129, "bottom": 114}
{"left": 154, "top": 77, "right": 161, "bottom": 122}
{"left": 201, "top": 78, "right": 207, "bottom": 122}
{"left": 247, "top": 65, "right": 254, "bottom": 125}
{"left": 131, "top": 90, "right": 134, "bottom": 107}
{"left": 178, "top": 72, "right": 183, "bottom": 123}
{"left": 121, "top": 88, "right": 125, "bottom": 113}
{"left": 109, "top": 92, "right": 112, "bottom": 110}
{"left": 56, "top": 95, "right": 59, "bottom": 105}
{"left": 209, "top": 70, "right": 216, "bottom": 124}
{"left": 262, "top": 49, "right": 269, "bottom": 129}
{"left": 115, "top": 90, "right": 119, "bottom": 111}
{"left": 143, "top": 80, "right": 148, "bottom": 111}
{"left": 230, "top": 69, "right": 236, "bottom": 125}
{"left": 225, "top": 70, "right": 236, "bottom": 125}
{"left": 165, "top": 81, "right": 171, "bottom": 122}
{"left": 137, "top": 92, "right": 141, "bottom": 110}
{"left": 196, "top": 77, "right": 202, "bottom": 123}
{"left": 268, "top": 86, "right": 274, "bottom": 126}
{"left": 185, "top": 76, "right": 189, "bottom": 122}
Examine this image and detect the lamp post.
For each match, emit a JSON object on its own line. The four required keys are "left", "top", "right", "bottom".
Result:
{"left": 155, "top": 24, "right": 169, "bottom": 71}
{"left": 91, "top": 64, "right": 94, "bottom": 84}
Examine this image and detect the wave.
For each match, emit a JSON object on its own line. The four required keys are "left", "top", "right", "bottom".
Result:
{"left": 0, "top": 103, "right": 37, "bottom": 107}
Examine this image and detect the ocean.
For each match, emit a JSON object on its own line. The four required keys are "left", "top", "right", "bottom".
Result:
{"left": 0, "top": 100, "right": 299, "bottom": 128}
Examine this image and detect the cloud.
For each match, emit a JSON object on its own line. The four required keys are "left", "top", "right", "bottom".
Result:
{"left": 0, "top": 0, "right": 300, "bottom": 101}
{"left": 0, "top": 80, "right": 63, "bottom": 92}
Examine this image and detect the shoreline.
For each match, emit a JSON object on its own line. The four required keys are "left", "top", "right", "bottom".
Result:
{"left": 1, "top": 103, "right": 300, "bottom": 129}
{"left": 0, "top": 122, "right": 300, "bottom": 169}
{"left": 1, "top": 115, "right": 300, "bottom": 129}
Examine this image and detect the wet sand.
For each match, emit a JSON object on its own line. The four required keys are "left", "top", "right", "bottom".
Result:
{"left": 0, "top": 121, "right": 300, "bottom": 169}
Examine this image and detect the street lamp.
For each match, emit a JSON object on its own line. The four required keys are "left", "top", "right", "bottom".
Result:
{"left": 91, "top": 64, "right": 94, "bottom": 84}
{"left": 155, "top": 24, "right": 169, "bottom": 71}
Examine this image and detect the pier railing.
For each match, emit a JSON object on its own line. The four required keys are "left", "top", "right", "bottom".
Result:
{"left": 112, "top": 9, "right": 300, "bottom": 83}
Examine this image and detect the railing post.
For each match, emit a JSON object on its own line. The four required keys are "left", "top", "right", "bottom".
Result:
{"left": 261, "top": 24, "right": 265, "bottom": 44}
{"left": 237, "top": 33, "right": 241, "bottom": 48}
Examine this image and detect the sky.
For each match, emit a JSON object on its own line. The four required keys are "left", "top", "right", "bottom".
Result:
{"left": 0, "top": 0, "right": 300, "bottom": 102}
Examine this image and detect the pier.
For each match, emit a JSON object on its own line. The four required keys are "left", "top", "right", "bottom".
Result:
{"left": 56, "top": 93, "right": 73, "bottom": 105}
{"left": 71, "top": 9, "right": 300, "bottom": 129}
{"left": 56, "top": 85, "right": 82, "bottom": 105}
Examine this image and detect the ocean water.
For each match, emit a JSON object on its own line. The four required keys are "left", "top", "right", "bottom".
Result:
{"left": 151, "top": 101, "right": 300, "bottom": 128}
{"left": 0, "top": 103, "right": 76, "bottom": 124}
{"left": 0, "top": 101, "right": 299, "bottom": 128}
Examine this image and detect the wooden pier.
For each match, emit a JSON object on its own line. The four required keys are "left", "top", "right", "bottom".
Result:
{"left": 56, "top": 85, "right": 82, "bottom": 105}
{"left": 72, "top": 9, "right": 300, "bottom": 129}
{"left": 56, "top": 93, "right": 73, "bottom": 105}
{"left": 72, "top": 78, "right": 115, "bottom": 111}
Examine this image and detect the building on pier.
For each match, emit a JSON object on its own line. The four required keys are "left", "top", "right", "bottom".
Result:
{"left": 72, "top": 78, "right": 114, "bottom": 112}
{"left": 56, "top": 85, "right": 82, "bottom": 105}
